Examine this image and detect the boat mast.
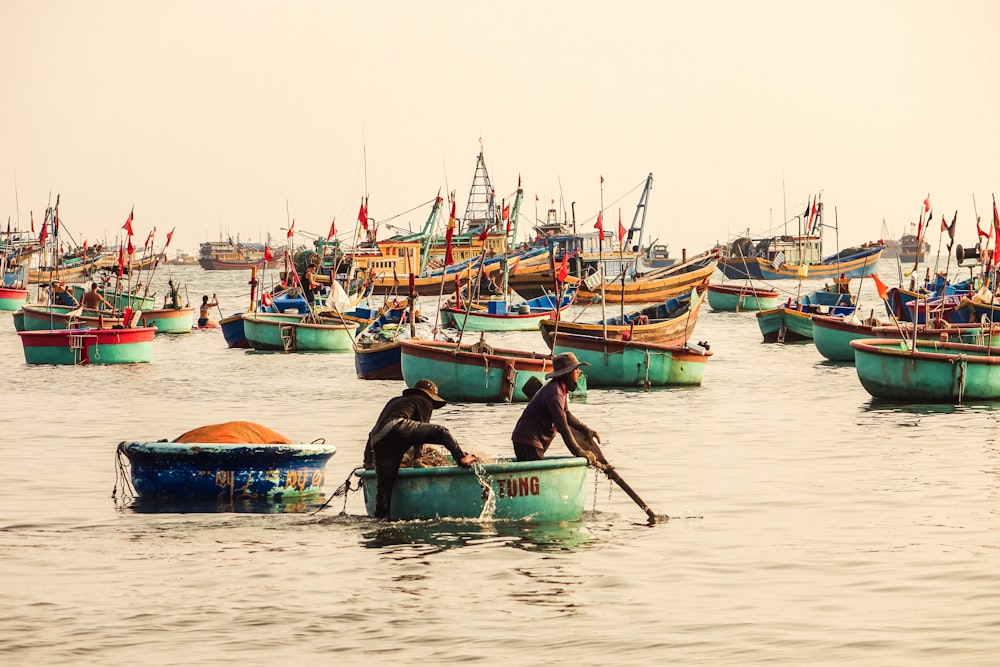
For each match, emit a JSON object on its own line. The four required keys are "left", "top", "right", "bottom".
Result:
{"left": 624, "top": 173, "right": 653, "bottom": 279}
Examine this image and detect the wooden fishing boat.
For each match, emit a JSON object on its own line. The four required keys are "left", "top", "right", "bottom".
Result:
{"left": 354, "top": 456, "right": 588, "bottom": 521}
{"left": 117, "top": 441, "right": 337, "bottom": 502}
{"left": 135, "top": 306, "right": 195, "bottom": 333}
{"left": 220, "top": 312, "right": 250, "bottom": 348}
{"left": 576, "top": 248, "right": 718, "bottom": 304}
{"left": 440, "top": 286, "right": 577, "bottom": 332}
{"left": 812, "top": 313, "right": 885, "bottom": 361}
{"left": 551, "top": 332, "right": 711, "bottom": 388}
{"left": 242, "top": 312, "right": 355, "bottom": 352}
{"left": 71, "top": 283, "right": 157, "bottom": 311}
{"left": 755, "top": 286, "right": 855, "bottom": 342}
{"left": 540, "top": 288, "right": 704, "bottom": 348}
{"left": 0, "top": 285, "right": 28, "bottom": 311}
{"left": 705, "top": 282, "right": 780, "bottom": 312}
{"left": 850, "top": 338, "right": 1000, "bottom": 402}
{"left": 18, "top": 304, "right": 124, "bottom": 331}
{"left": 18, "top": 326, "right": 155, "bottom": 365}
{"left": 399, "top": 338, "right": 586, "bottom": 403}
{"left": 870, "top": 322, "right": 1000, "bottom": 347}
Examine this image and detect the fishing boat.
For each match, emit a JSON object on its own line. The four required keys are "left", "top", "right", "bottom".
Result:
{"left": 0, "top": 252, "right": 29, "bottom": 311}
{"left": 117, "top": 440, "right": 337, "bottom": 502}
{"left": 440, "top": 285, "right": 578, "bottom": 332}
{"left": 811, "top": 312, "right": 886, "bottom": 361}
{"left": 718, "top": 197, "right": 884, "bottom": 280}
{"left": 898, "top": 232, "right": 931, "bottom": 264}
{"left": 870, "top": 322, "right": 1000, "bottom": 346}
{"left": 18, "top": 325, "right": 155, "bottom": 365}
{"left": 135, "top": 306, "right": 196, "bottom": 333}
{"left": 643, "top": 243, "right": 676, "bottom": 269}
{"left": 551, "top": 332, "right": 712, "bottom": 388}
{"left": 242, "top": 312, "right": 356, "bottom": 352}
{"left": 850, "top": 338, "right": 1000, "bottom": 402}
{"left": 399, "top": 338, "right": 586, "bottom": 403}
{"left": 0, "top": 285, "right": 28, "bottom": 311}
{"left": 705, "top": 282, "right": 781, "bottom": 312}
{"left": 198, "top": 240, "right": 280, "bottom": 270}
{"left": 755, "top": 284, "right": 855, "bottom": 342}
{"left": 71, "top": 282, "right": 157, "bottom": 311}
{"left": 353, "top": 456, "right": 589, "bottom": 521}
{"left": 540, "top": 287, "right": 705, "bottom": 348}
{"left": 18, "top": 304, "right": 125, "bottom": 331}
{"left": 576, "top": 248, "right": 718, "bottom": 304}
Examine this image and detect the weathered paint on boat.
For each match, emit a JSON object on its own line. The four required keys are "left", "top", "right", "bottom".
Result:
{"left": 551, "top": 332, "right": 711, "bottom": 387}
{"left": 850, "top": 338, "right": 1000, "bottom": 402}
{"left": 812, "top": 314, "right": 879, "bottom": 361}
{"left": 720, "top": 245, "right": 883, "bottom": 281}
{"left": 118, "top": 441, "right": 337, "bottom": 501}
{"left": 0, "top": 286, "right": 28, "bottom": 311}
{"left": 441, "top": 289, "right": 576, "bottom": 332}
{"left": 705, "top": 283, "right": 780, "bottom": 312}
{"left": 71, "top": 284, "right": 157, "bottom": 311}
{"left": 220, "top": 312, "right": 249, "bottom": 348}
{"left": 871, "top": 322, "right": 1000, "bottom": 347}
{"left": 242, "top": 312, "right": 355, "bottom": 352}
{"left": 136, "top": 307, "right": 195, "bottom": 333}
{"left": 576, "top": 250, "right": 718, "bottom": 304}
{"left": 354, "top": 340, "right": 403, "bottom": 380}
{"left": 354, "top": 456, "right": 588, "bottom": 521}
{"left": 539, "top": 288, "right": 704, "bottom": 348}
{"left": 756, "top": 307, "right": 816, "bottom": 342}
{"left": 20, "top": 304, "right": 124, "bottom": 330}
{"left": 399, "top": 338, "right": 586, "bottom": 403}
{"left": 18, "top": 326, "right": 155, "bottom": 364}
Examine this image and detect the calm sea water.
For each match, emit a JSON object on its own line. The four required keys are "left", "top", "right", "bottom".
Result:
{"left": 2, "top": 260, "right": 999, "bottom": 666}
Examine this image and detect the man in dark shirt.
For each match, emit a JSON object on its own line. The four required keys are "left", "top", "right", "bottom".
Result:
{"left": 364, "top": 379, "right": 477, "bottom": 519}
{"left": 511, "top": 352, "right": 601, "bottom": 462}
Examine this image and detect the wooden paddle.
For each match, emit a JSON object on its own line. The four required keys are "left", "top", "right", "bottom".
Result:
{"left": 521, "top": 376, "right": 659, "bottom": 523}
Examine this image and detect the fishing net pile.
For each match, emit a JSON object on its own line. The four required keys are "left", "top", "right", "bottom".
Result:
{"left": 173, "top": 421, "right": 293, "bottom": 444}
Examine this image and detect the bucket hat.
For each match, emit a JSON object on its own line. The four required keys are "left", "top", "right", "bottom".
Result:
{"left": 403, "top": 378, "right": 447, "bottom": 408}
{"left": 545, "top": 351, "right": 590, "bottom": 379}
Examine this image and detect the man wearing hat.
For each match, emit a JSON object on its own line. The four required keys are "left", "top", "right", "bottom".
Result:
{"left": 511, "top": 352, "right": 601, "bottom": 462}
{"left": 364, "top": 379, "right": 477, "bottom": 519}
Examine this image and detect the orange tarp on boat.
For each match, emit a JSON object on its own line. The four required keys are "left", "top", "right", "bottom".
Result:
{"left": 173, "top": 421, "right": 293, "bottom": 444}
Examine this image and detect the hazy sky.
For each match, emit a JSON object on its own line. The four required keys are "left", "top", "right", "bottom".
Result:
{"left": 3, "top": 1, "right": 998, "bottom": 257}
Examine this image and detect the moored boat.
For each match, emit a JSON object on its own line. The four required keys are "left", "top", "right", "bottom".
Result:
{"left": 136, "top": 306, "right": 196, "bottom": 333}
{"left": 440, "top": 285, "right": 577, "bottom": 332}
{"left": 0, "top": 285, "right": 28, "bottom": 311}
{"left": 19, "top": 304, "right": 125, "bottom": 331}
{"left": 850, "top": 338, "right": 1000, "bottom": 402}
{"left": 706, "top": 282, "right": 780, "bottom": 312}
{"left": 242, "top": 312, "right": 355, "bottom": 352}
{"left": 354, "top": 456, "right": 588, "bottom": 521}
{"left": 18, "top": 326, "right": 155, "bottom": 365}
{"left": 755, "top": 285, "right": 855, "bottom": 342}
{"left": 117, "top": 440, "right": 337, "bottom": 502}
{"left": 399, "top": 338, "right": 586, "bottom": 403}
{"left": 551, "top": 332, "right": 711, "bottom": 388}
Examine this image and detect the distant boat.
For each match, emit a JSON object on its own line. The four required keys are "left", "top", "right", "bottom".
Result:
{"left": 198, "top": 240, "right": 280, "bottom": 270}
{"left": 169, "top": 251, "right": 198, "bottom": 265}
{"left": 353, "top": 456, "right": 589, "bottom": 521}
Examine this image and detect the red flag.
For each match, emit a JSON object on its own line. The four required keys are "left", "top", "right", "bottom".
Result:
{"left": 263, "top": 245, "right": 274, "bottom": 262}
{"left": 122, "top": 207, "right": 134, "bottom": 236}
{"left": 618, "top": 210, "right": 626, "bottom": 246}
{"left": 144, "top": 227, "right": 155, "bottom": 249}
{"left": 871, "top": 274, "right": 889, "bottom": 301}
{"left": 287, "top": 219, "right": 295, "bottom": 238}
{"left": 924, "top": 195, "right": 931, "bottom": 213}
{"left": 165, "top": 227, "right": 175, "bottom": 248}
{"left": 946, "top": 211, "right": 957, "bottom": 250}
{"left": 478, "top": 227, "right": 489, "bottom": 241}
{"left": 127, "top": 238, "right": 134, "bottom": 255}
{"left": 358, "top": 197, "right": 369, "bottom": 231}
{"left": 557, "top": 252, "right": 569, "bottom": 283}
{"left": 445, "top": 193, "right": 456, "bottom": 266}
{"left": 503, "top": 203, "right": 511, "bottom": 235}
{"left": 116, "top": 247, "right": 125, "bottom": 275}
{"left": 38, "top": 223, "right": 48, "bottom": 245}
{"left": 327, "top": 218, "right": 337, "bottom": 241}
{"left": 82, "top": 239, "right": 88, "bottom": 255}
{"left": 594, "top": 211, "right": 604, "bottom": 240}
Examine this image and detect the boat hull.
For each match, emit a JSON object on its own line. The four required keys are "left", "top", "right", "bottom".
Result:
{"left": 0, "top": 286, "right": 28, "bottom": 311}
{"left": 354, "top": 456, "right": 588, "bottom": 521}
{"left": 20, "top": 304, "right": 124, "bottom": 330}
{"left": 243, "top": 313, "right": 355, "bottom": 352}
{"left": 720, "top": 246, "right": 883, "bottom": 281}
{"left": 576, "top": 252, "right": 718, "bottom": 304}
{"left": 136, "top": 307, "right": 195, "bottom": 333}
{"left": 18, "top": 327, "right": 155, "bottom": 364}
{"left": 756, "top": 307, "right": 816, "bottom": 342}
{"left": 706, "top": 283, "right": 780, "bottom": 312}
{"left": 118, "top": 441, "right": 337, "bottom": 501}
{"left": 220, "top": 313, "right": 249, "bottom": 348}
{"left": 354, "top": 341, "right": 403, "bottom": 380}
{"left": 851, "top": 338, "right": 1000, "bottom": 402}
{"left": 552, "top": 333, "right": 711, "bottom": 387}
{"left": 399, "top": 339, "right": 585, "bottom": 403}
{"left": 812, "top": 315, "right": 877, "bottom": 361}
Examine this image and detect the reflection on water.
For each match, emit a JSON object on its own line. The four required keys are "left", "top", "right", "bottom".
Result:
{"left": 360, "top": 517, "right": 595, "bottom": 554}
{"left": 122, "top": 495, "right": 331, "bottom": 514}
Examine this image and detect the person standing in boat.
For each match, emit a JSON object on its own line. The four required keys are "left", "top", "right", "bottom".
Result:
{"left": 302, "top": 258, "right": 321, "bottom": 307}
{"left": 49, "top": 281, "right": 79, "bottom": 307}
{"left": 198, "top": 294, "right": 219, "bottom": 328}
{"left": 81, "top": 282, "right": 112, "bottom": 310}
{"left": 511, "top": 352, "right": 600, "bottom": 462}
{"left": 364, "top": 379, "right": 478, "bottom": 519}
